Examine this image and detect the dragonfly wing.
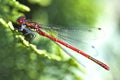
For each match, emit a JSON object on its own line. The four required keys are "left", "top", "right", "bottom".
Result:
{"left": 41, "top": 25, "right": 103, "bottom": 56}
{"left": 40, "top": 24, "right": 104, "bottom": 41}
{"left": 40, "top": 24, "right": 105, "bottom": 66}
{"left": 57, "top": 43, "right": 86, "bottom": 67}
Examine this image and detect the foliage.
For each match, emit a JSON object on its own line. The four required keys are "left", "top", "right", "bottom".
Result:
{"left": 27, "top": 0, "right": 100, "bottom": 26}
{"left": 0, "top": 0, "right": 100, "bottom": 80}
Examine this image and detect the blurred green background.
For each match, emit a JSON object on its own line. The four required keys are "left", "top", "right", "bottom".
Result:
{"left": 0, "top": 0, "right": 119, "bottom": 80}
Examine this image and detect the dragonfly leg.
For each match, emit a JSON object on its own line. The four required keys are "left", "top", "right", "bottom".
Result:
{"left": 24, "top": 32, "right": 36, "bottom": 43}
{"left": 15, "top": 24, "right": 26, "bottom": 32}
{"left": 14, "top": 24, "right": 36, "bottom": 43}
{"left": 14, "top": 24, "right": 26, "bottom": 32}
{"left": 22, "top": 27, "right": 36, "bottom": 43}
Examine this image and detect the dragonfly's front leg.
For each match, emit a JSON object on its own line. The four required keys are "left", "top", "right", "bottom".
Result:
{"left": 15, "top": 24, "right": 26, "bottom": 32}
{"left": 24, "top": 31, "right": 36, "bottom": 43}
{"left": 15, "top": 24, "right": 36, "bottom": 43}
{"left": 22, "top": 26, "right": 36, "bottom": 43}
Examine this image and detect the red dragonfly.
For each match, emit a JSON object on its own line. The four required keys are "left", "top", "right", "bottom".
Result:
{"left": 16, "top": 16, "right": 109, "bottom": 70}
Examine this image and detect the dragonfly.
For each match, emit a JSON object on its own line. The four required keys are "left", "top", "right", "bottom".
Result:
{"left": 16, "top": 16, "right": 109, "bottom": 70}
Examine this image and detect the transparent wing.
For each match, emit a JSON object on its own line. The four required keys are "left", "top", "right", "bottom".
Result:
{"left": 40, "top": 24, "right": 104, "bottom": 56}
{"left": 34, "top": 25, "right": 104, "bottom": 67}
{"left": 40, "top": 24, "right": 104, "bottom": 41}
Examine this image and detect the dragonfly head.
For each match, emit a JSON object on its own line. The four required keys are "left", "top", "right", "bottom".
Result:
{"left": 17, "top": 16, "right": 26, "bottom": 25}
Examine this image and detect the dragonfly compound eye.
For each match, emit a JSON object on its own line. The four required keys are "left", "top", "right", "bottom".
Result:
{"left": 17, "top": 16, "right": 26, "bottom": 25}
